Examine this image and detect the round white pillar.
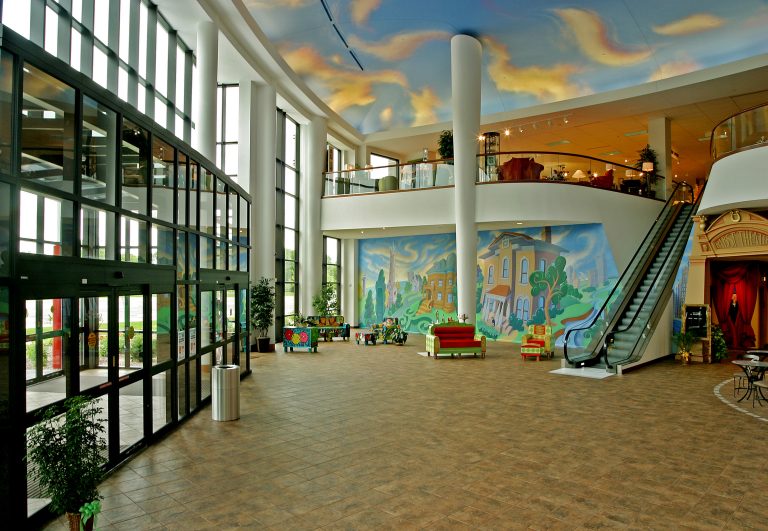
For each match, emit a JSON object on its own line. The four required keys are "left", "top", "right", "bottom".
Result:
{"left": 194, "top": 21, "right": 218, "bottom": 162}
{"left": 451, "top": 34, "right": 481, "bottom": 324}
{"left": 300, "top": 115, "right": 327, "bottom": 314}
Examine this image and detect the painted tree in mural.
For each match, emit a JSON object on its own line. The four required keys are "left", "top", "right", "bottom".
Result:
{"left": 364, "top": 291, "right": 375, "bottom": 325}
{"left": 529, "top": 256, "right": 582, "bottom": 326}
{"left": 375, "top": 270, "right": 386, "bottom": 323}
{"left": 476, "top": 265, "right": 484, "bottom": 313}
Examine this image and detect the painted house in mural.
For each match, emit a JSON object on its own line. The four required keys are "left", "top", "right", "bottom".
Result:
{"left": 421, "top": 254, "right": 457, "bottom": 314}
{"left": 479, "top": 229, "right": 565, "bottom": 330}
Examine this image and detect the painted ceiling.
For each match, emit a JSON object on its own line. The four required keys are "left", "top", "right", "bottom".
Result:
{"left": 245, "top": 0, "right": 768, "bottom": 134}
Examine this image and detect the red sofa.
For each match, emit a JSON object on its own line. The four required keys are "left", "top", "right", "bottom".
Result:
{"left": 498, "top": 157, "right": 544, "bottom": 181}
{"left": 425, "top": 323, "right": 486, "bottom": 359}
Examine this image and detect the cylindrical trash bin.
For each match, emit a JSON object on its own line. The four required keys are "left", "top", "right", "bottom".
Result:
{"left": 212, "top": 364, "right": 240, "bottom": 421}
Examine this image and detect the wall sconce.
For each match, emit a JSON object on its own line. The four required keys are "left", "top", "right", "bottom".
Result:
{"left": 642, "top": 162, "right": 654, "bottom": 172}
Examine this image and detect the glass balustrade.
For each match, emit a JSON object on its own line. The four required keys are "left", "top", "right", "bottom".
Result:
{"left": 323, "top": 152, "right": 659, "bottom": 198}
{"left": 711, "top": 103, "right": 768, "bottom": 160}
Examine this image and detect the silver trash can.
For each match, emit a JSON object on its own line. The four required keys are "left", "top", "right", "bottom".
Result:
{"left": 212, "top": 364, "right": 240, "bottom": 421}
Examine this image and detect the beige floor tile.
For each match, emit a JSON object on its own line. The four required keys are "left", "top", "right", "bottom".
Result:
{"left": 40, "top": 339, "right": 768, "bottom": 530}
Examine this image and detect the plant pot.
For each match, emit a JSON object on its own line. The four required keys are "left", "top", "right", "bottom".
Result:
{"left": 256, "top": 337, "right": 270, "bottom": 352}
{"left": 67, "top": 512, "right": 94, "bottom": 531}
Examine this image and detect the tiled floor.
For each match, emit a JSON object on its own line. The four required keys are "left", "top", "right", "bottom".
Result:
{"left": 43, "top": 337, "right": 768, "bottom": 530}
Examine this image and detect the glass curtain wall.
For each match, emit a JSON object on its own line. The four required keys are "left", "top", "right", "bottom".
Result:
{"left": 2, "top": 0, "right": 193, "bottom": 142}
{"left": 275, "top": 111, "right": 299, "bottom": 332}
{"left": 216, "top": 84, "right": 239, "bottom": 183}
{"left": 0, "top": 22, "right": 250, "bottom": 524}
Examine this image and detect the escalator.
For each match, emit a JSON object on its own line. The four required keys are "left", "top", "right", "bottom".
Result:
{"left": 564, "top": 181, "right": 698, "bottom": 372}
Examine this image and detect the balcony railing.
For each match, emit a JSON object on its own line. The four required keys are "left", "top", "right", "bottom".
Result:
{"left": 323, "top": 152, "right": 662, "bottom": 198}
{"left": 711, "top": 102, "right": 768, "bottom": 160}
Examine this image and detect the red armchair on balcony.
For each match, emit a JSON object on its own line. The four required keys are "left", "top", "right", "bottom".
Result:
{"left": 590, "top": 169, "right": 614, "bottom": 190}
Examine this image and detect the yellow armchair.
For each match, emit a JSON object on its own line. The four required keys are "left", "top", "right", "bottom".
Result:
{"left": 521, "top": 324, "right": 553, "bottom": 358}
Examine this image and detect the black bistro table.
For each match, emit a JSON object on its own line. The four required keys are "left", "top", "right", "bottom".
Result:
{"left": 732, "top": 359, "right": 768, "bottom": 405}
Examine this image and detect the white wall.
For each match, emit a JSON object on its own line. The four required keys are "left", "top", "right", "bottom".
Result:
{"left": 321, "top": 183, "right": 663, "bottom": 270}
{"left": 699, "top": 146, "right": 768, "bottom": 216}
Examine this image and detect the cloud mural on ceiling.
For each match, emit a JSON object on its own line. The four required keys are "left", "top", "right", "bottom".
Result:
{"left": 280, "top": 45, "right": 408, "bottom": 112}
{"left": 553, "top": 8, "right": 653, "bottom": 66}
{"left": 652, "top": 13, "right": 726, "bottom": 35}
{"left": 246, "top": 0, "right": 768, "bottom": 133}
{"left": 348, "top": 30, "right": 451, "bottom": 61}
{"left": 483, "top": 37, "right": 587, "bottom": 102}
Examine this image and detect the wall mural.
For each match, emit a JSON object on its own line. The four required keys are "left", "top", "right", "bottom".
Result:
{"left": 358, "top": 224, "right": 618, "bottom": 345}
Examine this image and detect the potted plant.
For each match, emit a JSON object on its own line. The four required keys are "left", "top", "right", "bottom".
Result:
{"left": 250, "top": 277, "right": 275, "bottom": 352}
{"left": 711, "top": 325, "right": 728, "bottom": 362}
{"left": 27, "top": 396, "right": 107, "bottom": 531}
{"left": 635, "top": 144, "right": 659, "bottom": 197}
{"left": 437, "top": 130, "right": 453, "bottom": 161}
{"left": 312, "top": 284, "right": 339, "bottom": 317}
{"left": 673, "top": 330, "right": 698, "bottom": 364}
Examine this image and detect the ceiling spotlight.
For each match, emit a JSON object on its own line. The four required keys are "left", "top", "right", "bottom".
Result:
{"left": 504, "top": 129, "right": 510, "bottom": 136}
{"left": 519, "top": 127, "right": 523, "bottom": 133}
{"left": 564, "top": 117, "right": 569, "bottom": 124}
{"left": 478, "top": 135, "right": 485, "bottom": 141}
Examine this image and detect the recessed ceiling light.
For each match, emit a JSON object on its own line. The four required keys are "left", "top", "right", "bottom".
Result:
{"left": 516, "top": 222, "right": 523, "bottom": 225}
{"left": 600, "top": 150, "right": 622, "bottom": 156}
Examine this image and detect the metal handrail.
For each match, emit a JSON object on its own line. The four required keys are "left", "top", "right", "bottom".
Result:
{"left": 563, "top": 180, "right": 688, "bottom": 365}
{"left": 607, "top": 182, "right": 701, "bottom": 367}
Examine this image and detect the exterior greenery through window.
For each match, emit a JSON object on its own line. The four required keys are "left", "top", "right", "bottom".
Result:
{"left": 323, "top": 236, "right": 341, "bottom": 313}
{"left": 275, "top": 110, "right": 299, "bottom": 332}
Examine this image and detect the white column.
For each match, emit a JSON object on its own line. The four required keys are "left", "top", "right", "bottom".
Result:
{"left": 648, "top": 116, "right": 671, "bottom": 200}
{"left": 300, "top": 115, "right": 326, "bottom": 314}
{"left": 244, "top": 82, "right": 276, "bottom": 281}
{"left": 451, "top": 34, "right": 481, "bottom": 324}
{"left": 193, "top": 21, "right": 218, "bottom": 162}
{"left": 341, "top": 239, "right": 358, "bottom": 325}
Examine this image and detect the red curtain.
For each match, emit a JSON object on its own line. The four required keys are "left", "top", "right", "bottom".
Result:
{"left": 710, "top": 262, "right": 759, "bottom": 348}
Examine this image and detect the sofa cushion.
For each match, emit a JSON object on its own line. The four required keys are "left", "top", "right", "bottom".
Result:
{"left": 441, "top": 339, "right": 482, "bottom": 348}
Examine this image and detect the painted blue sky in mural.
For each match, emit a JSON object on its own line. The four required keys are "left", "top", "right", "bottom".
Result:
{"left": 359, "top": 233, "right": 456, "bottom": 284}
{"left": 246, "top": 0, "right": 768, "bottom": 133}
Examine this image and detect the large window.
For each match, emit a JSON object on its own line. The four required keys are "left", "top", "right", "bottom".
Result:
{"left": 276, "top": 111, "right": 299, "bottom": 332}
{"left": 216, "top": 84, "right": 239, "bottom": 181}
{"left": 370, "top": 152, "right": 398, "bottom": 180}
{"left": 323, "top": 237, "right": 341, "bottom": 311}
{"left": 2, "top": 0, "right": 193, "bottom": 142}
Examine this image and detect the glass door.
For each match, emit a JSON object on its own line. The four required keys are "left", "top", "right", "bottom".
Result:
{"left": 78, "top": 287, "right": 148, "bottom": 462}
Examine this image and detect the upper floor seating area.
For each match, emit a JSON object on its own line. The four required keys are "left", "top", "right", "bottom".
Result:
{"left": 323, "top": 152, "right": 663, "bottom": 200}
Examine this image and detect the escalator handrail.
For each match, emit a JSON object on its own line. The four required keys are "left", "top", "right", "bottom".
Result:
{"left": 563, "top": 181, "right": 690, "bottom": 364}
{"left": 608, "top": 184, "right": 703, "bottom": 367}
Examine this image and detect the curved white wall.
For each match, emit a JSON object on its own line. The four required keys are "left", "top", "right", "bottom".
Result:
{"left": 698, "top": 146, "right": 768, "bottom": 216}
{"left": 322, "top": 183, "right": 663, "bottom": 270}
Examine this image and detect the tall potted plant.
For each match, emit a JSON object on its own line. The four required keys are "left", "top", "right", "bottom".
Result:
{"left": 635, "top": 144, "right": 659, "bottom": 197}
{"left": 250, "top": 277, "right": 275, "bottom": 352}
{"left": 27, "top": 396, "right": 107, "bottom": 531}
{"left": 312, "top": 284, "right": 339, "bottom": 317}
{"left": 437, "top": 130, "right": 453, "bottom": 161}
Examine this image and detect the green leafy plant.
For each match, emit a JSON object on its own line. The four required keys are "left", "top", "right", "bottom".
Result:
{"left": 674, "top": 330, "right": 698, "bottom": 352}
{"left": 437, "top": 130, "right": 453, "bottom": 160}
{"left": 313, "top": 284, "right": 339, "bottom": 317}
{"left": 26, "top": 396, "right": 107, "bottom": 517}
{"left": 289, "top": 312, "right": 306, "bottom": 326}
{"left": 635, "top": 144, "right": 659, "bottom": 187}
{"left": 711, "top": 325, "right": 728, "bottom": 361}
{"left": 250, "top": 277, "right": 275, "bottom": 338}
